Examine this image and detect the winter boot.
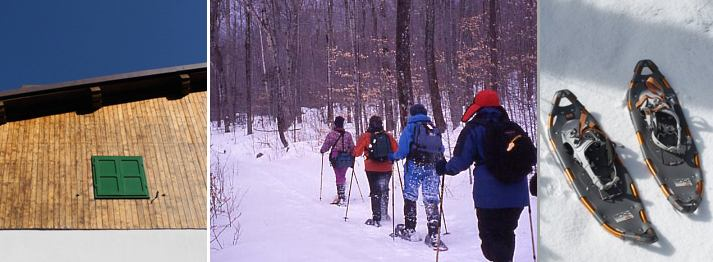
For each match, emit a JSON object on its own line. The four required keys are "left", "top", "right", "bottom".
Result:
{"left": 425, "top": 220, "right": 448, "bottom": 251}
{"left": 405, "top": 199, "right": 417, "bottom": 230}
{"left": 364, "top": 218, "right": 381, "bottom": 227}
{"left": 380, "top": 194, "right": 390, "bottom": 221}
{"left": 391, "top": 224, "right": 422, "bottom": 242}
{"left": 370, "top": 193, "right": 382, "bottom": 221}
{"left": 391, "top": 199, "right": 422, "bottom": 241}
{"left": 332, "top": 184, "right": 347, "bottom": 206}
{"left": 331, "top": 195, "right": 341, "bottom": 205}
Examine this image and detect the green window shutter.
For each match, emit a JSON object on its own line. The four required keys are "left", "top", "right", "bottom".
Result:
{"left": 91, "top": 156, "right": 150, "bottom": 199}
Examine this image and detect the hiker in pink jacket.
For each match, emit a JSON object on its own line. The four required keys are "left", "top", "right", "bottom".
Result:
{"left": 320, "top": 116, "right": 355, "bottom": 206}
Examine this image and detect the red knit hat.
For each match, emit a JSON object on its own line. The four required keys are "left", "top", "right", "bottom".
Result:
{"left": 461, "top": 89, "right": 501, "bottom": 122}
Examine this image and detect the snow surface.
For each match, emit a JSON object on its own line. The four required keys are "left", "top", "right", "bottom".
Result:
{"left": 210, "top": 119, "right": 537, "bottom": 262}
{"left": 540, "top": 0, "right": 713, "bottom": 260}
{"left": 0, "top": 230, "right": 206, "bottom": 262}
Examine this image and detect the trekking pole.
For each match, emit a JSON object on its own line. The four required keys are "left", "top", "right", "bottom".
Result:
{"left": 396, "top": 160, "right": 404, "bottom": 192}
{"left": 391, "top": 169, "right": 396, "bottom": 241}
{"left": 441, "top": 207, "right": 449, "bottom": 235}
{"left": 468, "top": 166, "right": 473, "bottom": 185}
{"left": 344, "top": 169, "right": 355, "bottom": 221}
{"left": 527, "top": 200, "right": 536, "bottom": 261}
{"left": 353, "top": 168, "right": 365, "bottom": 201}
{"left": 438, "top": 156, "right": 450, "bottom": 235}
{"left": 436, "top": 174, "right": 446, "bottom": 261}
{"left": 439, "top": 174, "right": 449, "bottom": 236}
{"left": 320, "top": 153, "right": 324, "bottom": 201}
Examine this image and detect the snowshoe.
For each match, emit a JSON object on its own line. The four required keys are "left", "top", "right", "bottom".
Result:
{"left": 627, "top": 60, "right": 703, "bottom": 213}
{"left": 389, "top": 224, "right": 423, "bottom": 242}
{"left": 425, "top": 233, "right": 448, "bottom": 251}
{"left": 330, "top": 196, "right": 346, "bottom": 207}
{"left": 364, "top": 218, "right": 381, "bottom": 227}
{"left": 548, "top": 89, "right": 657, "bottom": 244}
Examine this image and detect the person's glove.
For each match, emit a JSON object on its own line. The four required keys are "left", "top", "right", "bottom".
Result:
{"left": 388, "top": 153, "right": 397, "bottom": 162}
{"left": 435, "top": 159, "right": 448, "bottom": 176}
{"left": 529, "top": 173, "right": 537, "bottom": 197}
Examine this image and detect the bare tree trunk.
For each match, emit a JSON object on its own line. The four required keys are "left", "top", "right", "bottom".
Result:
{"left": 424, "top": 0, "right": 446, "bottom": 131}
{"left": 488, "top": 0, "right": 499, "bottom": 90}
{"left": 444, "top": 0, "right": 461, "bottom": 128}
{"left": 345, "top": 0, "right": 362, "bottom": 134}
{"left": 326, "top": 0, "right": 335, "bottom": 124}
{"left": 244, "top": 2, "right": 253, "bottom": 135}
{"left": 376, "top": 0, "right": 395, "bottom": 132}
{"left": 395, "top": 0, "right": 413, "bottom": 128}
{"left": 257, "top": 16, "right": 271, "bottom": 118}
{"left": 269, "top": 1, "right": 290, "bottom": 148}
{"left": 211, "top": 0, "right": 223, "bottom": 128}
{"left": 247, "top": 0, "right": 289, "bottom": 147}
{"left": 214, "top": 48, "right": 224, "bottom": 128}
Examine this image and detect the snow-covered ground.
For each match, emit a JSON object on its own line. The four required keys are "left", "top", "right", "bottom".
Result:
{"left": 0, "top": 230, "right": 206, "bottom": 262}
{"left": 540, "top": 0, "right": 713, "bottom": 260}
{"left": 210, "top": 119, "right": 537, "bottom": 261}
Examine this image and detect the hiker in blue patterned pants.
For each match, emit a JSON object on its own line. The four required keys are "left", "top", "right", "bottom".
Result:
{"left": 402, "top": 161, "right": 441, "bottom": 205}
{"left": 390, "top": 104, "right": 446, "bottom": 249}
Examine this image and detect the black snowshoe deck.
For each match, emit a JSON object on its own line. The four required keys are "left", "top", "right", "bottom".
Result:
{"left": 627, "top": 60, "right": 703, "bottom": 213}
{"left": 548, "top": 89, "right": 657, "bottom": 244}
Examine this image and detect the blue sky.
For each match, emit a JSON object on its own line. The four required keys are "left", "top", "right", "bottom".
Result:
{"left": 0, "top": 1, "right": 206, "bottom": 91}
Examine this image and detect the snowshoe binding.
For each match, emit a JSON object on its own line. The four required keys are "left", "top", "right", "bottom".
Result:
{"left": 627, "top": 60, "right": 703, "bottom": 213}
{"left": 364, "top": 218, "right": 381, "bottom": 227}
{"left": 390, "top": 224, "right": 423, "bottom": 242}
{"left": 330, "top": 195, "right": 347, "bottom": 207}
{"left": 548, "top": 89, "right": 657, "bottom": 244}
{"left": 424, "top": 233, "right": 448, "bottom": 251}
{"left": 425, "top": 222, "right": 448, "bottom": 251}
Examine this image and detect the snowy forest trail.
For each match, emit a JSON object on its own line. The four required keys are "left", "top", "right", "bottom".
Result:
{"left": 210, "top": 127, "right": 537, "bottom": 262}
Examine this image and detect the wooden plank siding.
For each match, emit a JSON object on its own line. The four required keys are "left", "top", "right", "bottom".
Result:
{"left": 0, "top": 92, "right": 206, "bottom": 229}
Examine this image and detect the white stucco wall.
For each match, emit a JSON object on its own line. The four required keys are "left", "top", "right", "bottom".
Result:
{"left": 0, "top": 230, "right": 206, "bottom": 262}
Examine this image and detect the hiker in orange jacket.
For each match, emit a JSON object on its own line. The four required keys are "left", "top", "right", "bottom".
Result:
{"left": 353, "top": 115, "right": 398, "bottom": 227}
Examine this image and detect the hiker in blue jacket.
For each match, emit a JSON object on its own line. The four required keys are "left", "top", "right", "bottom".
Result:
{"left": 436, "top": 89, "right": 530, "bottom": 262}
{"left": 391, "top": 104, "right": 446, "bottom": 250}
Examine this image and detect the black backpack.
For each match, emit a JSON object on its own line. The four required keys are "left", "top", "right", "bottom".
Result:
{"left": 479, "top": 120, "right": 536, "bottom": 183}
{"left": 408, "top": 121, "right": 444, "bottom": 163}
{"left": 368, "top": 132, "right": 391, "bottom": 162}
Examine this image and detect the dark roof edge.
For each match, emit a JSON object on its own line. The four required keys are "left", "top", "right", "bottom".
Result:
{"left": 0, "top": 63, "right": 207, "bottom": 124}
{"left": 0, "top": 63, "right": 206, "bottom": 99}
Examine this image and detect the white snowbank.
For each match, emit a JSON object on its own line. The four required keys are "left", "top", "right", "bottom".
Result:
{"left": 0, "top": 230, "right": 206, "bottom": 262}
{"left": 540, "top": 0, "right": 713, "bottom": 260}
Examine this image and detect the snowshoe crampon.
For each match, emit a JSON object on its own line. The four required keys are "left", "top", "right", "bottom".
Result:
{"left": 390, "top": 224, "right": 423, "bottom": 242}
{"left": 627, "top": 60, "right": 703, "bottom": 213}
{"left": 548, "top": 89, "right": 658, "bottom": 244}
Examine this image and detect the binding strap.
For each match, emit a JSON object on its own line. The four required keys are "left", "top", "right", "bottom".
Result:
{"left": 635, "top": 77, "right": 686, "bottom": 155}
{"left": 578, "top": 109, "right": 596, "bottom": 136}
